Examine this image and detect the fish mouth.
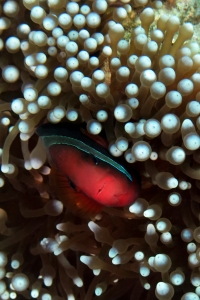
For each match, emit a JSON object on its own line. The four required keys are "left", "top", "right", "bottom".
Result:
{"left": 96, "top": 181, "right": 122, "bottom": 206}
{"left": 114, "top": 192, "right": 130, "bottom": 206}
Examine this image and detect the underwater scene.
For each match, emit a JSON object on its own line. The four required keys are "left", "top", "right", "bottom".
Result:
{"left": 1, "top": 0, "right": 200, "bottom": 299}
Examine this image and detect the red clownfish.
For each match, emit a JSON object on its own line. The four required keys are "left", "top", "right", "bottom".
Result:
{"left": 36, "top": 123, "right": 140, "bottom": 216}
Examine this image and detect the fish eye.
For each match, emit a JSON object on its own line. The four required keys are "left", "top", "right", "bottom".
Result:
{"left": 68, "top": 179, "right": 76, "bottom": 191}
{"left": 92, "top": 155, "right": 99, "bottom": 165}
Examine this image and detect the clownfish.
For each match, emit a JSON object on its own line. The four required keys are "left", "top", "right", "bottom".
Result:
{"left": 36, "top": 123, "right": 140, "bottom": 216}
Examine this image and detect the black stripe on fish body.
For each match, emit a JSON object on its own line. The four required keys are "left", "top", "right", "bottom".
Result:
{"left": 36, "top": 122, "right": 139, "bottom": 183}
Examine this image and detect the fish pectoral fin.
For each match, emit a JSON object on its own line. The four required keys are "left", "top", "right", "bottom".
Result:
{"left": 50, "top": 167, "right": 102, "bottom": 217}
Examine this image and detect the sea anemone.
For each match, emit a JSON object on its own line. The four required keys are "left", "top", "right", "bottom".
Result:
{"left": 0, "top": 0, "right": 200, "bottom": 299}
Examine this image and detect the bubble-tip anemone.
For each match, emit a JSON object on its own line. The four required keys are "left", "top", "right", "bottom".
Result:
{"left": 0, "top": 0, "right": 200, "bottom": 299}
